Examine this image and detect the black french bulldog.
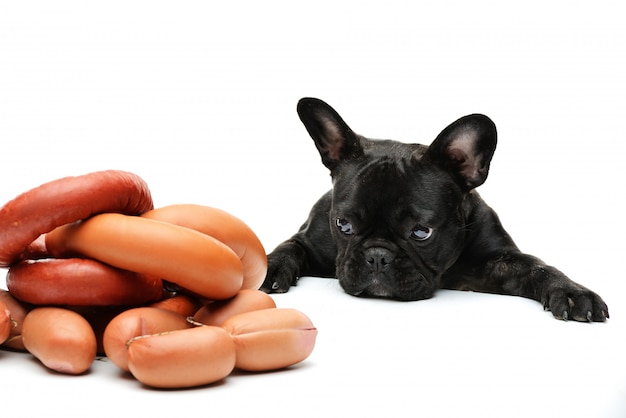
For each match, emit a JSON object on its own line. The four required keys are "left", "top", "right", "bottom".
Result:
{"left": 261, "top": 97, "right": 608, "bottom": 322}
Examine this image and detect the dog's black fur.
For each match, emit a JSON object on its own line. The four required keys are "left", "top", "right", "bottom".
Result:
{"left": 261, "top": 97, "right": 608, "bottom": 322}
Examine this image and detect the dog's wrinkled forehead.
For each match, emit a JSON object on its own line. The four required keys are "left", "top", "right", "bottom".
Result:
{"left": 333, "top": 153, "right": 461, "bottom": 217}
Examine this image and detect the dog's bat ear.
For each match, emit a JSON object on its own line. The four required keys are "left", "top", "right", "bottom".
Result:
{"left": 426, "top": 114, "right": 497, "bottom": 190}
{"left": 297, "top": 98, "right": 363, "bottom": 170}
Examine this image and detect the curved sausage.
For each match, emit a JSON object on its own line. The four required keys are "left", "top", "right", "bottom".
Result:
{"left": 193, "top": 289, "right": 276, "bottom": 326}
{"left": 127, "top": 325, "right": 236, "bottom": 388}
{"left": 21, "top": 307, "right": 97, "bottom": 374}
{"left": 102, "top": 307, "right": 192, "bottom": 371}
{"left": 221, "top": 308, "right": 317, "bottom": 372}
{"left": 0, "top": 289, "right": 31, "bottom": 351}
{"left": 0, "top": 170, "right": 154, "bottom": 267}
{"left": 45, "top": 213, "right": 243, "bottom": 300}
{"left": 0, "top": 301, "right": 11, "bottom": 344}
{"left": 141, "top": 204, "right": 267, "bottom": 290}
{"left": 6, "top": 258, "right": 164, "bottom": 306}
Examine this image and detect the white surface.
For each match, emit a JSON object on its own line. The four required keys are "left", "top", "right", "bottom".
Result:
{"left": 1, "top": 1, "right": 625, "bottom": 417}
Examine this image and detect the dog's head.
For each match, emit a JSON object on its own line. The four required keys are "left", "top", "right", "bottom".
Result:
{"left": 298, "top": 98, "right": 497, "bottom": 301}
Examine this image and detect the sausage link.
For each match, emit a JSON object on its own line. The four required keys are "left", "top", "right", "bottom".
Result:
{"left": 0, "top": 170, "right": 153, "bottom": 267}
{"left": 6, "top": 258, "right": 164, "bottom": 306}
{"left": 221, "top": 308, "right": 318, "bottom": 372}
{"left": 21, "top": 307, "right": 97, "bottom": 374}
{"left": 46, "top": 213, "right": 244, "bottom": 300}
{"left": 141, "top": 204, "right": 267, "bottom": 290}
{"left": 103, "top": 307, "right": 192, "bottom": 371}
{"left": 127, "top": 325, "right": 236, "bottom": 388}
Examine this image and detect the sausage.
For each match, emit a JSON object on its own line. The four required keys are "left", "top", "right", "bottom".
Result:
{"left": 141, "top": 204, "right": 267, "bottom": 290}
{"left": 126, "top": 325, "right": 236, "bottom": 388}
{"left": 45, "top": 213, "right": 244, "bottom": 300}
{"left": 102, "top": 307, "right": 192, "bottom": 371}
{"left": 193, "top": 289, "right": 276, "bottom": 326}
{"left": 21, "top": 307, "right": 97, "bottom": 374}
{"left": 149, "top": 293, "right": 203, "bottom": 317}
{"left": 0, "top": 170, "right": 154, "bottom": 267}
{"left": 0, "top": 289, "right": 31, "bottom": 351}
{"left": 6, "top": 258, "right": 164, "bottom": 306}
{"left": 0, "top": 300, "right": 11, "bottom": 344}
{"left": 221, "top": 308, "right": 318, "bottom": 372}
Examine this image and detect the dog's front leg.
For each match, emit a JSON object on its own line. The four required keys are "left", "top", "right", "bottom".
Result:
{"left": 261, "top": 191, "right": 337, "bottom": 293}
{"left": 260, "top": 238, "right": 311, "bottom": 293}
{"left": 445, "top": 252, "right": 609, "bottom": 322}
{"left": 487, "top": 252, "right": 608, "bottom": 321}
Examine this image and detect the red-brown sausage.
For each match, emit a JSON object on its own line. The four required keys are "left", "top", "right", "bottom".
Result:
{"left": 45, "top": 213, "right": 244, "bottom": 300}
{"left": 126, "top": 325, "right": 237, "bottom": 388}
{"left": 103, "top": 307, "right": 192, "bottom": 371}
{"left": 6, "top": 258, "right": 164, "bottom": 306}
{"left": 221, "top": 308, "right": 318, "bottom": 372}
{"left": 0, "top": 170, "right": 154, "bottom": 267}
{"left": 193, "top": 289, "right": 276, "bottom": 326}
{"left": 0, "top": 289, "right": 31, "bottom": 351}
{"left": 21, "top": 307, "right": 97, "bottom": 374}
{"left": 141, "top": 204, "right": 267, "bottom": 290}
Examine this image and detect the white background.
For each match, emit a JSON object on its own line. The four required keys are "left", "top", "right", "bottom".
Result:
{"left": 1, "top": 1, "right": 625, "bottom": 417}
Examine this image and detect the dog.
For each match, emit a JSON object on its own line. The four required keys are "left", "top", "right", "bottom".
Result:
{"left": 260, "top": 97, "right": 608, "bottom": 322}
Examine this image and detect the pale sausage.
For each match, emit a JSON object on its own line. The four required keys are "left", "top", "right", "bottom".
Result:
{"left": 46, "top": 213, "right": 244, "bottom": 300}
{"left": 21, "top": 307, "right": 97, "bottom": 374}
{"left": 103, "top": 307, "right": 192, "bottom": 371}
{"left": 221, "top": 308, "right": 317, "bottom": 372}
{"left": 141, "top": 204, "right": 267, "bottom": 290}
{"left": 127, "top": 325, "right": 236, "bottom": 388}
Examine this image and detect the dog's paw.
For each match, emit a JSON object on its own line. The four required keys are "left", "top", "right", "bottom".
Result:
{"left": 259, "top": 252, "right": 300, "bottom": 294}
{"left": 541, "top": 284, "right": 609, "bottom": 322}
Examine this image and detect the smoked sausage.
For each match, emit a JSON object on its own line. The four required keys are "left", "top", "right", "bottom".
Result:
{"left": 0, "top": 170, "right": 153, "bottom": 267}
{"left": 6, "top": 258, "right": 164, "bottom": 306}
{"left": 45, "top": 213, "right": 244, "bottom": 300}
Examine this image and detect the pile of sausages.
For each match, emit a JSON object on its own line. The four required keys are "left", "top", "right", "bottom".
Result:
{"left": 0, "top": 170, "right": 317, "bottom": 388}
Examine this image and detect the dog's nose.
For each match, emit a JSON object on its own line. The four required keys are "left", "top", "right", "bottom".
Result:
{"left": 365, "top": 247, "right": 395, "bottom": 273}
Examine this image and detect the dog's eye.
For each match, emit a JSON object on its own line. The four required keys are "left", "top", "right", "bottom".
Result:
{"left": 336, "top": 218, "right": 354, "bottom": 235}
{"left": 410, "top": 224, "right": 433, "bottom": 241}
